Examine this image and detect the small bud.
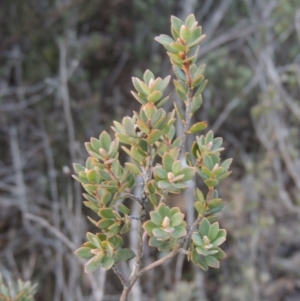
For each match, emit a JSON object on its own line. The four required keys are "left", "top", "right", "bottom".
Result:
{"left": 162, "top": 216, "right": 170, "bottom": 228}
{"left": 99, "top": 148, "right": 108, "bottom": 158}
{"left": 206, "top": 142, "right": 213, "bottom": 150}
{"left": 179, "top": 51, "right": 186, "bottom": 59}
{"left": 167, "top": 172, "right": 175, "bottom": 182}
{"left": 204, "top": 243, "right": 213, "bottom": 250}
{"left": 212, "top": 163, "right": 219, "bottom": 172}
{"left": 203, "top": 235, "right": 210, "bottom": 245}
{"left": 91, "top": 249, "right": 100, "bottom": 255}
{"left": 149, "top": 78, "right": 154, "bottom": 89}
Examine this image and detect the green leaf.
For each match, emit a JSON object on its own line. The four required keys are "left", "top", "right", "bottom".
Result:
{"left": 148, "top": 90, "right": 162, "bottom": 103}
{"left": 190, "top": 94, "right": 203, "bottom": 114}
{"left": 221, "top": 158, "right": 233, "bottom": 170}
{"left": 157, "top": 95, "right": 170, "bottom": 108}
{"left": 194, "top": 201, "right": 207, "bottom": 215}
{"left": 171, "top": 16, "right": 183, "bottom": 36}
{"left": 173, "top": 79, "right": 187, "bottom": 94}
{"left": 84, "top": 201, "right": 99, "bottom": 212}
{"left": 195, "top": 188, "right": 205, "bottom": 203}
{"left": 215, "top": 248, "right": 226, "bottom": 260}
{"left": 83, "top": 193, "right": 98, "bottom": 204}
{"left": 185, "top": 14, "right": 196, "bottom": 28}
{"left": 155, "top": 34, "right": 174, "bottom": 45}
{"left": 172, "top": 182, "right": 187, "bottom": 190}
{"left": 205, "top": 130, "right": 214, "bottom": 144}
{"left": 91, "top": 138, "right": 102, "bottom": 152}
{"left": 192, "top": 232, "right": 203, "bottom": 246}
{"left": 196, "top": 246, "right": 209, "bottom": 256}
{"left": 150, "top": 211, "right": 163, "bottom": 225}
{"left": 137, "top": 119, "right": 150, "bottom": 134}
{"left": 203, "top": 155, "right": 213, "bottom": 169}
{"left": 137, "top": 79, "right": 151, "bottom": 95}
{"left": 173, "top": 65, "right": 186, "bottom": 81}
{"left": 159, "top": 75, "right": 171, "bottom": 92}
{"left": 199, "top": 218, "right": 210, "bottom": 236}
{"left": 117, "top": 203, "right": 130, "bottom": 215}
{"left": 187, "top": 25, "right": 201, "bottom": 42}
{"left": 117, "top": 249, "right": 135, "bottom": 261}
{"left": 208, "top": 198, "right": 224, "bottom": 214}
{"left": 116, "top": 133, "right": 131, "bottom": 144}
{"left": 101, "top": 192, "right": 112, "bottom": 206}
{"left": 204, "top": 179, "right": 219, "bottom": 188}
{"left": 96, "top": 218, "right": 114, "bottom": 229}
{"left": 94, "top": 250, "right": 105, "bottom": 263}
{"left": 132, "top": 77, "right": 146, "bottom": 95}
{"left": 125, "top": 162, "right": 140, "bottom": 174}
{"left": 174, "top": 101, "right": 184, "bottom": 121}
{"left": 143, "top": 220, "right": 157, "bottom": 236}
{"left": 192, "top": 74, "right": 204, "bottom": 88}
{"left": 101, "top": 256, "right": 114, "bottom": 270}
{"left": 99, "top": 131, "right": 111, "bottom": 152}
{"left": 106, "top": 224, "right": 121, "bottom": 238}
{"left": 73, "top": 163, "right": 85, "bottom": 174}
{"left": 147, "top": 129, "right": 162, "bottom": 144}
{"left": 195, "top": 64, "right": 206, "bottom": 77}
{"left": 180, "top": 25, "right": 191, "bottom": 41}
{"left": 99, "top": 208, "right": 117, "bottom": 219}
{"left": 149, "top": 237, "right": 164, "bottom": 249}
{"left": 194, "top": 79, "right": 208, "bottom": 96}
{"left": 123, "top": 117, "right": 135, "bottom": 136}
{"left": 143, "top": 69, "right": 155, "bottom": 85}
{"left": 153, "top": 228, "right": 171, "bottom": 240}
{"left": 205, "top": 256, "right": 220, "bottom": 268}
{"left": 188, "top": 33, "right": 205, "bottom": 48}
{"left": 172, "top": 160, "right": 181, "bottom": 175}
{"left": 181, "top": 167, "right": 196, "bottom": 181}
{"left": 85, "top": 256, "right": 101, "bottom": 273}
{"left": 191, "top": 251, "right": 208, "bottom": 271}
{"left": 172, "top": 226, "right": 187, "bottom": 238}
{"left": 86, "top": 170, "right": 96, "bottom": 183}
{"left": 188, "top": 121, "right": 207, "bottom": 134}
{"left": 157, "top": 203, "right": 171, "bottom": 218}
{"left": 108, "top": 235, "right": 123, "bottom": 249}
{"left": 212, "top": 236, "right": 226, "bottom": 247}
{"left": 120, "top": 222, "right": 131, "bottom": 234}
{"left": 162, "top": 153, "right": 174, "bottom": 172}
{"left": 131, "top": 91, "right": 147, "bottom": 104}
{"left": 108, "top": 140, "right": 119, "bottom": 157}
{"left": 170, "top": 42, "right": 186, "bottom": 52}
{"left": 143, "top": 102, "right": 156, "bottom": 119}
{"left": 157, "top": 180, "right": 172, "bottom": 189}
{"left": 154, "top": 166, "right": 167, "bottom": 180}
{"left": 212, "top": 137, "right": 223, "bottom": 150}
{"left": 208, "top": 222, "right": 220, "bottom": 241}
{"left": 170, "top": 212, "right": 184, "bottom": 227}
{"left": 75, "top": 247, "right": 93, "bottom": 259}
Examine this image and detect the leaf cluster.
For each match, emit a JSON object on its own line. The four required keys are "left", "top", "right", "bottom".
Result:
{"left": 0, "top": 274, "right": 37, "bottom": 301}
{"left": 73, "top": 14, "right": 231, "bottom": 276}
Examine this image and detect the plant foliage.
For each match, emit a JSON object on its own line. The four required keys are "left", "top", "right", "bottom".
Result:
{"left": 73, "top": 13, "right": 231, "bottom": 300}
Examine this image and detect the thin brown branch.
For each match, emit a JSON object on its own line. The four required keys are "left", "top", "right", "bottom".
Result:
{"left": 113, "top": 266, "right": 128, "bottom": 287}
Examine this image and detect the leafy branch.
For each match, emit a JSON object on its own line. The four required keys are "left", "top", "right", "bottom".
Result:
{"left": 72, "top": 14, "right": 231, "bottom": 301}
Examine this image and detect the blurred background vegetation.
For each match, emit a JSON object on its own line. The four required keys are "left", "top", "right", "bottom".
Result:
{"left": 1, "top": 0, "right": 300, "bottom": 300}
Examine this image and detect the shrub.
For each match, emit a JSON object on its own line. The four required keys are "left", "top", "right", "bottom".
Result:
{"left": 73, "top": 14, "right": 231, "bottom": 301}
